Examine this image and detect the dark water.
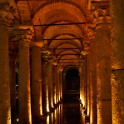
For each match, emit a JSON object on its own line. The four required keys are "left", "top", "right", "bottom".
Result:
{"left": 40, "top": 99, "right": 84, "bottom": 124}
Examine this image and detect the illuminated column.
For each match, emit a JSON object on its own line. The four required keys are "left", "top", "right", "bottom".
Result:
{"left": 93, "top": 3, "right": 112, "bottom": 124}
{"left": 56, "top": 67, "right": 60, "bottom": 103}
{"left": 9, "top": 51, "right": 17, "bottom": 124}
{"left": 31, "top": 46, "right": 42, "bottom": 122}
{"left": 57, "top": 67, "right": 63, "bottom": 102}
{"left": 59, "top": 68, "right": 63, "bottom": 100}
{"left": 80, "top": 59, "right": 87, "bottom": 108}
{"left": 53, "top": 65, "right": 59, "bottom": 104}
{"left": 111, "top": 1, "right": 124, "bottom": 123}
{"left": 0, "top": 2, "right": 11, "bottom": 124}
{"left": 86, "top": 55, "right": 90, "bottom": 116}
{"left": 48, "top": 59, "right": 54, "bottom": 109}
{"left": 18, "top": 28, "right": 32, "bottom": 124}
{"left": 53, "top": 65, "right": 57, "bottom": 105}
{"left": 89, "top": 41, "right": 97, "bottom": 124}
{"left": 79, "top": 66, "right": 83, "bottom": 105}
{"left": 41, "top": 50, "right": 52, "bottom": 114}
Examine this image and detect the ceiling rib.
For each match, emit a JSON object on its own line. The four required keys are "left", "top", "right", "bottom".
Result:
{"left": 33, "top": 21, "right": 91, "bottom": 26}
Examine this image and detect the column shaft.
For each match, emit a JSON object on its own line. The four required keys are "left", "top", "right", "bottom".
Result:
{"left": 18, "top": 39, "right": 32, "bottom": 124}
{"left": 111, "top": 0, "right": 124, "bottom": 123}
{"left": 53, "top": 65, "right": 57, "bottom": 105}
{"left": 42, "top": 61, "right": 50, "bottom": 114}
{"left": 9, "top": 53, "right": 17, "bottom": 124}
{"left": 89, "top": 42, "right": 97, "bottom": 124}
{"left": 86, "top": 56, "right": 90, "bottom": 116}
{"left": 80, "top": 60, "right": 87, "bottom": 108}
{"left": 48, "top": 61, "right": 54, "bottom": 109}
{"left": 31, "top": 46, "right": 42, "bottom": 122}
{"left": 59, "top": 71, "right": 63, "bottom": 100}
{"left": 56, "top": 69, "right": 60, "bottom": 103}
{"left": 96, "top": 24, "right": 112, "bottom": 124}
{"left": 0, "top": 3, "right": 11, "bottom": 123}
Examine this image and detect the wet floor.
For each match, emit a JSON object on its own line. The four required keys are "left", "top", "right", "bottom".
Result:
{"left": 40, "top": 99, "right": 84, "bottom": 124}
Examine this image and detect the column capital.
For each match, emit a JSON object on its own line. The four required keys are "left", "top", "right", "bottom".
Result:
{"left": 41, "top": 50, "right": 53, "bottom": 62}
{"left": 81, "top": 43, "right": 90, "bottom": 56}
{"left": 17, "top": 28, "right": 34, "bottom": 47}
{"left": 86, "top": 25, "right": 96, "bottom": 42}
{"left": 0, "top": 3, "right": 12, "bottom": 25}
{"left": 57, "top": 66, "right": 63, "bottom": 72}
{"left": 91, "top": 1, "right": 110, "bottom": 28}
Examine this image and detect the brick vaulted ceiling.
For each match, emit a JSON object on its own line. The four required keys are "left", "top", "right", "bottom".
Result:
{"left": 10, "top": 0, "right": 99, "bottom": 69}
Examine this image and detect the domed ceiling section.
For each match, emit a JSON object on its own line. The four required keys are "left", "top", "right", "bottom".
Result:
{"left": 15, "top": 0, "right": 92, "bottom": 69}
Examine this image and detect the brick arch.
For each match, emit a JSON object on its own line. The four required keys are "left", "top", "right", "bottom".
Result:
{"left": 54, "top": 41, "right": 80, "bottom": 50}
{"left": 49, "top": 34, "right": 82, "bottom": 48}
{"left": 57, "top": 49, "right": 80, "bottom": 60}
{"left": 43, "top": 24, "right": 83, "bottom": 41}
{"left": 32, "top": 2, "right": 85, "bottom": 24}
{"left": 60, "top": 60, "right": 79, "bottom": 69}
{"left": 42, "top": 20, "right": 84, "bottom": 35}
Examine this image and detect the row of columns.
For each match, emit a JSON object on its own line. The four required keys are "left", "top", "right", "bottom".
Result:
{"left": 17, "top": 39, "right": 63, "bottom": 124}
{"left": 0, "top": 4, "right": 63, "bottom": 123}
{"left": 80, "top": 0, "right": 124, "bottom": 124}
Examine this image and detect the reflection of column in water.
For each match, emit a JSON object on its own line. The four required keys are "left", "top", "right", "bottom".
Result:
{"left": 58, "top": 106, "right": 60, "bottom": 124}
{"left": 60, "top": 104, "right": 63, "bottom": 124}
{"left": 50, "top": 112, "right": 54, "bottom": 124}
{"left": 80, "top": 104, "right": 85, "bottom": 123}
{"left": 54, "top": 109, "right": 57, "bottom": 124}
{"left": 56, "top": 107, "right": 59, "bottom": 124}
{"left": 46, "top": 115, "right": 49, "bottom": 124}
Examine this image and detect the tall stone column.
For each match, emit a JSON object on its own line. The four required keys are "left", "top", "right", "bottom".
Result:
{"left": 86, "top": 55, "right": 90, "bottom": 116}
{"left": 9, "top": 51, "right": 17, "bottom": 124}
{"left": 59, "top": 68, "right": 63, "bottom": 100}
{"left": 31, "top": 46, "right": 42, "bottom": 123}
{"left": 48, "top": 60, "right": 54, "bottom": 110}
{"left": 111, "top": 0, "right": 124, "bottom": 123}
{"left": 89, "top": 41, "right": 97, "bottom": 124}
{"left": 56, "top": 68, "right": 60, "bottom": 103}
{"left": 93, "top": 2, "right": 112, "bottom": 124}
{"left": 53, "top": 65, "right": 57, "bottom": 105}
{"left": 18, "top": 28, "right": 33, "bottom": 124}
{"left": 80, "top": 59, "right": 87, "bottom": 108}
{"left": 41, "top": 50, "right": 53, "bottom": 114}
{"left": 0, "top": 2, "right": 11, "bottom": 124}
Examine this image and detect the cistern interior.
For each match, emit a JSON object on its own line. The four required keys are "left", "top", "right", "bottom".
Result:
{"left": 1, "top": 0, "right": 124, "bottom": 124}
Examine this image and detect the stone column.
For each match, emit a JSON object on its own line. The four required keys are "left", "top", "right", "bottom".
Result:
{"left": 53, "top": 65, "right": 57, "bottom": 105}
{"left": 41, "top": 50, "right": 52, "bottom": 114}
{"left": 80, "top": 59, "right": 87, "bottom": 108}
{"left": 0, "top": 2, "right": 11, "bottom": 124}
{"left": 18, "top": 28, "right": 33, "bottom": 124}
{"left": 31, "top": 46, "right": 42, "bottom": 123}
{"left": 111, "top": 0, "right": 124, "bottom": 123}
{"left": 93, "top": 3, "right": 112, "bottom": 124}
{"left": 86, "top": 55, "right": 90, "bottom": 116}
{"left": 89, "top": 41, "right": 97, "bottom": 124}
{"left": 59, "top": 68, "right": 63, "bottom": 100}
{"left": 48, "top": 60, "right": 54, "bottom": 110}
{"left": 56, "top": 68, "right": 60, "bottom": 103}
{"left": 9, "top": 51, "right": 17, "bottom": 124}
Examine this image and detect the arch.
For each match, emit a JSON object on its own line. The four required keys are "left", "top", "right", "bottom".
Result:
{"left": 32, "top": 2, "right": 85, "bottom": 24}
{"left": 49, "top": 34, "right": 83, "bottom": 48}
{"left": 43, "top": 24, "right": 83, "bottom": 40}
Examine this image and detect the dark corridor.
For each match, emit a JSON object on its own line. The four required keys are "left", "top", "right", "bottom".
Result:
{"left": 39, "top": 67, "right": 84, "bottom": 124}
